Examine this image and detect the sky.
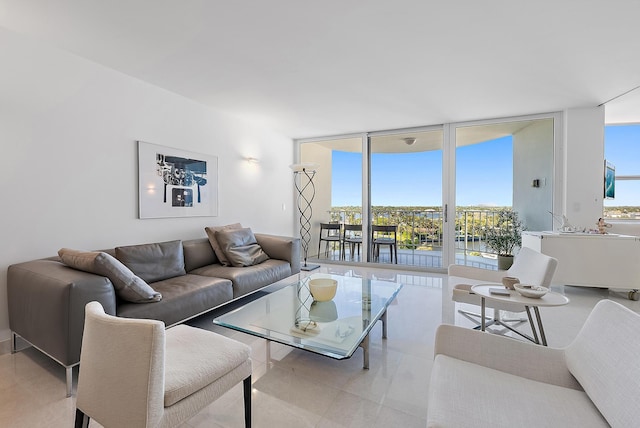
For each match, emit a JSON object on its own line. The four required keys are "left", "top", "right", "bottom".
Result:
{"left": 332, "top": 125, "right": 640, "bottom": 208}
{"left": 331, "top": 136, "right": 513, "bottom": 207}
{"left": 604, "top": 124, "right": 640, "bottom": 207}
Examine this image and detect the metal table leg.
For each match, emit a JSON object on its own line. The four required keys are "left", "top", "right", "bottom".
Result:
{"left": 381, "top": 309, "right": 388, "bottom": 339}
{"left": 525, "top": 306, "right": 540, "bottom": 345}
{"left": 533, "top": 306, "right": 548, "bottom": 346}
{"left": 360, "top": 334, "right": 370, "bottom": 369}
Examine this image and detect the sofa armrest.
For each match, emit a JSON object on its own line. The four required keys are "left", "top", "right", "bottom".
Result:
{"left": 434, "top": 324, "right": 582, "bottom": 390}
{"left": 8, "top": 260, "right": 117, "bottom": 366}
{"left": 255, "top": 234, "right": 300, "bottom": 274}
{"left": 447, "top": 264, "right": 506, "bottom": 283}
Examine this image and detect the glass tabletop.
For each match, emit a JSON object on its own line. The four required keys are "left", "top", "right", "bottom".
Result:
{"left": 214, "top": 274, "right": 403, "bottom": 360}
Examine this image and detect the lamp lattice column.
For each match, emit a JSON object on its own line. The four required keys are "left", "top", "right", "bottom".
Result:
{"left": 291, "top": 164, "right": 320, "bottom": 271}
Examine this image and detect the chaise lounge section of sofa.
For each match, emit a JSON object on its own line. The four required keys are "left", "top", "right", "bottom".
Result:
{"left": 7, "top": 231, "right": 300, "bottom": 397}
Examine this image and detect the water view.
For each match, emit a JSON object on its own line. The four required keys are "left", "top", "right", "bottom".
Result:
{"left": 319, "top": 205, "right": 640, "bottom": 269}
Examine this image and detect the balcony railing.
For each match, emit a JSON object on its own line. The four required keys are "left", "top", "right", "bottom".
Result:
{"left": 326, "top": 207, "right": 505, "bottom": 268}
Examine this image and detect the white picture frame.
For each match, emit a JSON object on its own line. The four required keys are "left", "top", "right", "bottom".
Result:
{"left": 138, "top": 141, "right": 218, "bottom": 219}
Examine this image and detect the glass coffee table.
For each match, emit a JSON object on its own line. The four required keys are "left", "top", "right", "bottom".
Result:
{"left": 214, "top": 274, "right": 403, "bottom": 369}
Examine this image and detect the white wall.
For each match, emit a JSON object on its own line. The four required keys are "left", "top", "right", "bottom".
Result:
{"left": 563, "top": 106, "right": 606, "bottom": 230}
{"left": 0, "top": 29, "right": 295, "bottom": 341}
{"left": 513, "top": 119, "right": 554, "bottom": 231}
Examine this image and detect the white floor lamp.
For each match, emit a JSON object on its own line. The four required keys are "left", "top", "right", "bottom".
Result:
{"left": 291, "top": 163, "right": 320, "bottom": 271}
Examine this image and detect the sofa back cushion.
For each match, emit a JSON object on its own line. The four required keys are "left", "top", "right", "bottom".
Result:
{"left": 116, "top": 240, "right": 186, "bottom": 283}
{"left": 565, "top": 299, "right": 640, "bottom": 427}
{"left": 183, "top": 238, "right": 218, "bottom": 272}
{"left": 58, "top": 248, "right": 162, "bottom": 303}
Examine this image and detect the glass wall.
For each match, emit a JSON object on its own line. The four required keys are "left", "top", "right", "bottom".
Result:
{"left": 604, "top": 124, "right": 640, "bottom": 219}
{"left": 296, "top": 115, "right": 556, "bottom": 271}
{"left": 454, "top": 118, "right": 555, "bottom": 268}
{"left": 369, "top": 130, "right": 443, "bottom": 267}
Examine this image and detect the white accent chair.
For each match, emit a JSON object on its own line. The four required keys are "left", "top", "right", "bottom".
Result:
{"left": 449, "top": 247, "right": 558, "bottom": 340}
{"left": 74, "top": 302, "right": 252, "bottom": 428}
{"left": 427, "top": 299, "right": 640, "bottom": 427}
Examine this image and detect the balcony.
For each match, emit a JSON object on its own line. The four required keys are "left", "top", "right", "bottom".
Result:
{"left": 314, "top": 208, "right": 506, "bottom": 270}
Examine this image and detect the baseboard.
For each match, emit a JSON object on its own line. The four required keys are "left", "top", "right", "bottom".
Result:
{"left": 0, "top": 338, "right": 11, "bottom": 356}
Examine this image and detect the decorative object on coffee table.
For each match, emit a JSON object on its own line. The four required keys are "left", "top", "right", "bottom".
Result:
{"left": 501, "top": 276, "right": 520, "bottom": 290}
{"left": 514, "top": 283, "right": 549, "bottom": 298}
{"left": 309, "top": 278, "right": 338, "bottom": 301}
{"left": 290, "top": 163, "right": 321, "bottom": 271}
{"left": 292, "top": 277, "right": 321, "bottom": 334}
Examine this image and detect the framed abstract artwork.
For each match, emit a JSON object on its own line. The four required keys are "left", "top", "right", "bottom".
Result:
{"left": 138, "top": 141, "right": 218, "bottom": 219}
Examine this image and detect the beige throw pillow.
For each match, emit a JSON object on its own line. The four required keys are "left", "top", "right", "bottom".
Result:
{"left": 215, "top": 227, "right": 269, "bottom": 267}
{"left": 205, "top": 223, "right": 242, "bottom": 266}
{"left": 58, "top": 248, "right": 162, "bottom": 303}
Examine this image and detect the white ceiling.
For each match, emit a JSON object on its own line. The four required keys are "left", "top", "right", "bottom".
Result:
{"left": 1, "top": 0, "right": 639, "bottom": 139}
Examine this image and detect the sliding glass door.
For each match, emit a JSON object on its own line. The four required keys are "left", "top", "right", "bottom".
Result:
{"left": 296, "top": 113, "right": 558, "bottom": 271}
{"left": 452, "top": 117, "right": 556, "bottom": 268}
{"left": 369, "top": 128, "right": 443, "bottom": 267}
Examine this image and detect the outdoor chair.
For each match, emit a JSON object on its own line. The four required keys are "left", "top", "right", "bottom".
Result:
{"left": 341, "top": 224, "right": 363, "bottom": 260}
{"left": 317, "top": 222, "right": 341, "bottom": 259}
{"left": 372, "top": 225, "right": 398, "bottom": 264}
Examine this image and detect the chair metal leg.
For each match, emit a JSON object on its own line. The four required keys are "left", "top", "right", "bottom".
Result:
{"left": 243, "top": 375, "right": 252, "bottom": 428}
{"left": 11, "top": 331, "right": 17, "bottom": 354}
{"left": 74, "top": 409, "right": 89, "bottom": 428}
{"left": 66, "top": 366, "right": 73, "bottom": 397}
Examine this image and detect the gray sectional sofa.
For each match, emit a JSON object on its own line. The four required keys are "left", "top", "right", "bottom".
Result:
{"left": 7, "top": 232, "right": 300, "bottom": 396}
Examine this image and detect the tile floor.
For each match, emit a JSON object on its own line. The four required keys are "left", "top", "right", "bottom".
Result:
{"left": 1, "top": 264, "right": 638, "bottom": 427}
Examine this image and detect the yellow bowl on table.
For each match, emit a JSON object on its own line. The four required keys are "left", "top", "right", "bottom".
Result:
{"left": 309, "top": 278, "right": 338, "bottom": 301}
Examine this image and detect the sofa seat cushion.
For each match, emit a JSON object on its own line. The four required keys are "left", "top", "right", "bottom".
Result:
{"left": 427, "top": 355, "right": 607, "bottom": 428}
{"left": 117, "top": 274, "right": 233, "bottom": 326}
{"left": 191, "top": 259, "right": 291, "bottom": 298}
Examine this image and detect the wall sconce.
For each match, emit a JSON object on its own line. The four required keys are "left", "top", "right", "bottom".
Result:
{"left": 245, "top": 157, "right": 260, "bottom": 164}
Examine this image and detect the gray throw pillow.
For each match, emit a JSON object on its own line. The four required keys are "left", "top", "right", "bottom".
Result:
{"left": 215, "top": 227, "right": 269, "bottom": 267}
{"left": 205, "top": 223, "right": 242, "bottom": 266}
{"left": 115, "top": 240, "right": 186, "bottom": 283}
{"left": 58, "top": 248, "right": 162, "bottom": 303}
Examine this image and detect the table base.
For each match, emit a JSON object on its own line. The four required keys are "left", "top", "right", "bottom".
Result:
{"left": 265, "top": 308, "right": 389, "bottom": 369}
{"left": 480, "top": 298, "right": 548, "bottom": 346}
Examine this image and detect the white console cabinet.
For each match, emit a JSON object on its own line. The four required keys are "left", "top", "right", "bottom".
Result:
{"left": 522, "top": 231, "right": 640, "bottom": 299}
